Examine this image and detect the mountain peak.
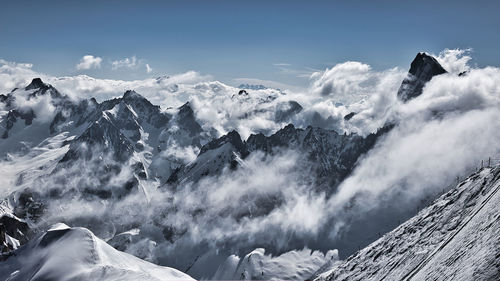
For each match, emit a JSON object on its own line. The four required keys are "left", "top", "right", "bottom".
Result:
{"left": 199, "top": 130, "right": 246, "bottom": 156}
{"left": 25, "top": 78, "right": 48, "bottom": 90}
{"left": 397, "top": 52, "right": 447, "bottom": 102}
{"left": 122, "top": 90, "right": 145, "bottom": 100}
{"left": 176, "top": 102, "right": 203, "bottom": 136}
{"left": 408, "top": 52, "right": 446, "bottom": 77}
{"left": 178, "top": 102, "right": 193, "bottom": 114}
{"left": 25, "top": 78, "right": 65, "bottom": 100}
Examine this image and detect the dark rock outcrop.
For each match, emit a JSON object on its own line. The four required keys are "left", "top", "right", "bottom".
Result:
{"left": 397, "top": 52, "right": 447, "bottom": 102}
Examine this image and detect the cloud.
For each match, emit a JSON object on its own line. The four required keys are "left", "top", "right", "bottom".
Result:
{"left": 314, "top": 53, "right": 500, "bottom": 253}
{"left": 111, "top": 56, "right": 138, "bottom": 70}
{"left": 0, "top": 59, "right": 40, "bottom": 94}
{"left": 232, "top": 77, "right": 303, "bottom": 92}
{"left": 273, "top": 63, "right": 291, "bottom": 66}
{"left": 35, "top": 148, "right": 329, "bottom": 276}
{"left": 309, "top": 61, "right": 405, "bottom": 103}
{"left": 76, "top": 55, "right": 102, "bottom": 70}
{"left": 46, "top": 71, "right": 213, "bottom": 107}
{"left": 146, "top": 64, "right": 153, "bottom": 73}
{"left": 435, "top": 48, "right": 472, "bottom": 74}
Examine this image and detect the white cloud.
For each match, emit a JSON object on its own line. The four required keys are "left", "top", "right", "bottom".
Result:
{"left": 309, "top": 61, "right": 405, "bottom": 103}
{"left": 146, "top": 63, "right": 153, "bottom": 73}
{"left": 76, "top": 55, "right": 102, "bottom": 70}
{"left": 435, "top": 48, "right": 472, "bottom": 74}
{"left": 111, "top": 56, "right": 138, "bottom": 70}
{"left": 0, "top": 59, "right": 40, "bottom": 94}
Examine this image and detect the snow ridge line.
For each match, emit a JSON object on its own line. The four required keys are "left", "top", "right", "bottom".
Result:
{"left": 401, "top": 167, "right": 500, "bottom": 281}
{"left": 86, "top": 228, "right": 102, "bottom": 265}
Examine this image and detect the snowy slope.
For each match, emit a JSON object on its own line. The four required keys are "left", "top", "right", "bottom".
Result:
{"left": 213, "top": 248, "right": 338, "bottom": 281}
{"left": 0, "top": 223, "right": 194, "bottom": 281}
{"left": 314, "top": 165, "right": 500, "bottom": 281}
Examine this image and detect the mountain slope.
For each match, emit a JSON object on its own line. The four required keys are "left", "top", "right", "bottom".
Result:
{"left": 0, "top": 223, "right": 194, "bottom": 281}
{"left": 314, "top": 165, "right": 500, "bottom": 281}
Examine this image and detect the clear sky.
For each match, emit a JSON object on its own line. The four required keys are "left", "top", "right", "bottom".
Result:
{"left": 1, "top": 0, "right": 499, "bottom": 87}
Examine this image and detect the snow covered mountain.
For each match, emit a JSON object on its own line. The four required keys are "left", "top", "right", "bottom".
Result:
{"left": 0, "top": 78, "right": 213, "bottom": 199}
{"left": 1, "top": 50, "right": 498, "bottom": 280}
{"left": 0, "top": 223, "right": 194, "bottom": 281}
{"left": 313, "top": 164, "right": 500, "bottom": 281}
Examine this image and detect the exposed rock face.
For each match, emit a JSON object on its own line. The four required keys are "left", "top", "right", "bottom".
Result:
{"left": 1, "top": 110, "right": 35, "bottom": 139}
{"left": 167, "top": 130, "right": 249, "bottom": 184}
{"left": 0, "top": 203, "right": 30, "bottom": 255}
{"left": 176, "top": 102, "right": 204, "bottom": 139}
{"left": 246, "top": 124, "right": 391, "bottom": 189}
{"left": 343, "top": 112, "right": 356, "bottom": 121}
{"left": 26, "top": 78, "right": 64, "bottom": 100}
{"left": 168, "top": 123, "right": 392, "bottom": 191}
{"left": 397, "top": 52, "right": 447, "bottom": 102}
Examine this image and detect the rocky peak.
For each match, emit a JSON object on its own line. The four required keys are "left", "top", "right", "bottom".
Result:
{"left": 178, "top": 102, "right": 194, "bottom": 117}
{"left": 199, "top": 130, "right": 247, "bottom": 156}
{"left": 408, "top": 52, "right": 446, "bottom": 79}
{"left": 176, "top": 102, "right": 203, "bottom": 135}
{"left": 397, "top": 52, "right": 447, "bottom": 102}
{"left": 25, "top": 78, "right": 64, "bottom": 100}
{"left": 120, "top": 90, "right": 169, "bottom": 128}
{"left": 25, "top": 78, "right": 48, "bottom": 91}
{"left": 122, "top": 90, "right": 152, "bottom": 107}
{"left": 122, "top": 90, "right": 144, "bottom": 100}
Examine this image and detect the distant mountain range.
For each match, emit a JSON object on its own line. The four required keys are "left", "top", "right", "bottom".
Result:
{"left": 1, "top": 52, "right": 493, "bottom": 280}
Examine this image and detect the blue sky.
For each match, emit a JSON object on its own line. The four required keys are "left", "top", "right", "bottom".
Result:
{"left": 1, "top": 0, "right": 498, "bottom": 87}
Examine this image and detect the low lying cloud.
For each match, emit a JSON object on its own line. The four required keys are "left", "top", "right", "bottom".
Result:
{"left": 34, "top": 148, "right": 327, "bottom": 277}
{"left": 76, "top": 55, "right": 102, "bottom": 70}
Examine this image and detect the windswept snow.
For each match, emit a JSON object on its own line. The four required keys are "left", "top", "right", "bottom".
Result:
{"left": 0, "top": 224, "right": 194, "bottom": 281}
{"left": 213, "top": 247, "right": 338, "bottom": 280}
{"left": 314, "top": 165, "right": 500, "bottom": 281}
